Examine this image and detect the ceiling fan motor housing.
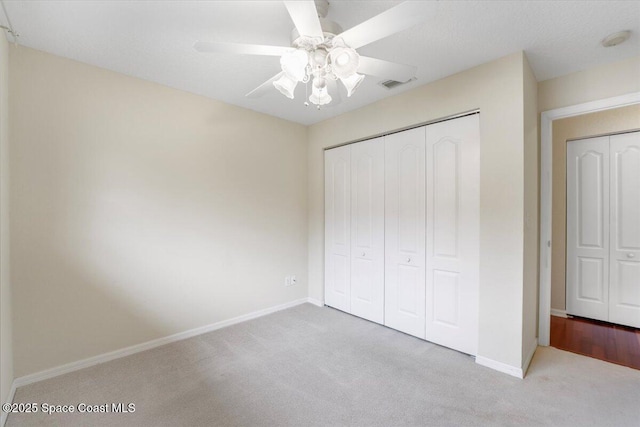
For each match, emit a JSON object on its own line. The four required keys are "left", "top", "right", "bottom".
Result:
{"left": 314, "top": 0, "right": 330, "bottom": 18}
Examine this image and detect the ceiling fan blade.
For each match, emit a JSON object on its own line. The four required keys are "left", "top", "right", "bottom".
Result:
{"left": 358, "top": 56, "right": 416, "bottom": 83}
{"left": 194, "top": 41, "right": 291, "bottom": 56}
{"left": 245, "top": 72, "right": 283, "bottom": 98}
{"left": 283, "top": 1, "right": 324, "bottom": 41}
{"left": 337, "top": 1, "right": 431, "bottom": 49}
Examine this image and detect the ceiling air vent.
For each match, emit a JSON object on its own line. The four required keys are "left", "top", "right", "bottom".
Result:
{"left": 379, "top": 77, "right": 416, "bottom": 90}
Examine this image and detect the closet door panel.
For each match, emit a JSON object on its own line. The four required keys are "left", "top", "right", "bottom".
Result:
{"left": 425, "top": 114, "right": 480, "bottom": 355}
{"left": 385, "top": 127, "right": 426, "bottom": 339}
{"left": 350, "top": 137, "right": 385, "bottom": 324}
{"left": 566, "top": 136, "right": 610, "bottom": 321}
{"left": 325, "top": 146, "right": 351, "bottom": 312}
{"left": 609, "top": 132, "right": 640, "bottom": 328}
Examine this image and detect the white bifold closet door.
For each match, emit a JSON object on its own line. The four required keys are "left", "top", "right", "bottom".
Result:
{"left": 350, "top": 138, "right": 385, "bottom": 324}
{"left": 325, "top": 145, "right": 351, "bottom": 312}
{"left": 567, "top": 131, "right": 640, "bottom": 328}
{"left": 384, "top": 127, "right": 427, "bottom": 339}
{"left": 425, "top": 114, "right": 480, "bottom": 355}
{"left": 566, "top": 136, "right": 610, "bottom": 321}
{"left": 609, "top": 132, "right": 640, "bottom": 328}
{"left": 326, "top": 114, "right": 480, "bottom": 354}
{"left": 324, "top": 139, "right": 385, "bottom": 323}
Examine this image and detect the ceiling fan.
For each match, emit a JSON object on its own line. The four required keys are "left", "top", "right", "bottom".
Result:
{"left": 194, "top": 0, "right": 431, "bottom": 108}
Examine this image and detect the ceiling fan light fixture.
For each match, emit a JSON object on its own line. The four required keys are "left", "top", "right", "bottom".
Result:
{"left": 312, "top": 75, "right": 327, "bottom": 90}
{"left": 336, "top": 52, "right": 350, "bottom": 66}
{"left": 310, "top": 49, "right": 328, "bottom": 69}
{"left": 309, "top": 84, "right": 332, "bottom": 106}
{"left": 329, "top": 47, "right": 359, "bottom": 79}
{"left": 280, "top": 49, "right": 309, "bottom": 81}
{"left": 340, "top": 73, "right": 365, "bottom": 97}
{"left": 273, "top": 73, "right": 298, "bottom": 99}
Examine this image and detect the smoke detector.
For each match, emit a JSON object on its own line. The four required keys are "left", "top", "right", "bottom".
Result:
{"left": 601, "top": 31, "right": 631, "bottom": 47}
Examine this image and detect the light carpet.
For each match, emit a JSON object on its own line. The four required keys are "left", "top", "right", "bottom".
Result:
{"left": 7, "top": 303, "right": 640, "bottom": 426}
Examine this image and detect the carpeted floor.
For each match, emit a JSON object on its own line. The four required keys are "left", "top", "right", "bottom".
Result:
{"left": 6, "top": 303, "right": 640, "bottom": 426}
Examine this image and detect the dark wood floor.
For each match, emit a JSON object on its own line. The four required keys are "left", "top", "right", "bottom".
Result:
{"left": 550, "top": 315, "right": 640, "bottom": 370}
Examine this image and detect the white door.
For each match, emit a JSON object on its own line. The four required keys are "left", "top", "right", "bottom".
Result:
{"left": 609, "top": 132, "right": 640, "bottom": 328}
{"left": 425, "top": 115, "right": 480, "bottom": 355}
{"left": 384, "top": 127, "right": 426, "bottom": 338}
{"left": 566, "top": 136, "right": 610, "bottom": 321}
{"left": 325, "top": 146, "right": 351, "bottom": 312}
{"left": 350, "top": 137, "right": 385, "bottom": 324}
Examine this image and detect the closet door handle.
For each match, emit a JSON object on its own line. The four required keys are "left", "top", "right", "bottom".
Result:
{"left": 407, "top": 257, "right": 411, "bottom": 263}
{"left": 362, "top": 252, "right": 366, "bottom": 257}
{"left": 628, "top": 253, "right": 636, "bottom": 258}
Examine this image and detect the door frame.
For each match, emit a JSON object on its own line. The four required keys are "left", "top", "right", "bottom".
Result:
{"left": 538, "top": 91, "right": 640, "bottom": 346}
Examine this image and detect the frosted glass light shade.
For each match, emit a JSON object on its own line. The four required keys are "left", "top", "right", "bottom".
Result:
{"left": 340, "top": 73, "right": 364, "bottom": 97}
{"left": 329, "top": 47, "right": 359, "bottom": 79}
{"left": 273, "top": 74, "right": 297, "bottom": 99}
{"left": 309, "top": 84, "right": 332, "bottom": 106}
{"left": 280, "top": 49, "right": 308, "bottom": 81}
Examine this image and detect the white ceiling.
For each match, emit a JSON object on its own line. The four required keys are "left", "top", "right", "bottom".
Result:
{"left": 2, "top": 1, "right": 639, "bottom": 125}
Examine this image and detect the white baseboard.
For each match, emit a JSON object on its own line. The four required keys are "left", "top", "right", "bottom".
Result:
{"left": 1, "top": 381, "right": 17, "bottom": 427}
{"left": 550, "top": 309, "right": 567, "bottom": 318}
{"left": 14, "top": 298, "right": 311, "bottom": 388}
{"left": 476, "top": 355, "right": 524, "bottom": 379}
{"left": 476, "top": 337, "right": 539, "bottom": 379}
{"left": 522, "top": 337, "right": 538, "bottom": 377}
{"left": 306, "top": 297, "right": 324, "bottom": 307}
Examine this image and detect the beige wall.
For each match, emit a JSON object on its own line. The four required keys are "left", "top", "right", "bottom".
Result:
{"left": 538, "top": 56, "right": 640, "bottom": 113}
{"left": 10, "top": 46, "right": 308, "bottom": 377}
{"left": 551, "top": 105, "right": 640, "bottom": 310}
{"left": 308, "top": 52, "right": 532, "bottom": 370}
{"left": 522, "top": 54, "right": 539, "bottom": 360}
{"left": 1, "top": 34, "right": 14, "bottom": 405}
